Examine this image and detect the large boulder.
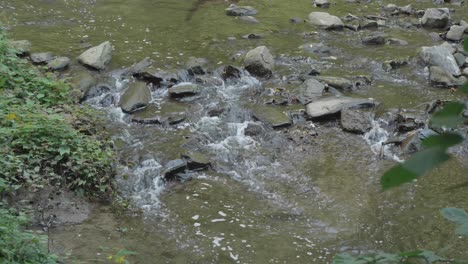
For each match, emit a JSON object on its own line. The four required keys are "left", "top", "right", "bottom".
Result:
{"left": 244, "top": 46, "right": 275, "bottom": 78}
{"left": 298, "top": 79, "right": 325, "bottom": 104}
{"left": 421, "top": 8, "right": 450, "bottom": 28}
{"left": 307, "top": 12, "right": 344, "bottom": 30}
{"left": 305, "top": 96, "right": 376, "bottom": 118}
{"left": 420, "top": 45, "right": 461, "bottom": 76}
{"left": 78, "top": 41, "right": 112, "bottom": 70}
{"left": 226, "top": 5, "right": 257, "bottom": 16}
{"left": 119, "top": 82, "right": 151, "bottom": 113}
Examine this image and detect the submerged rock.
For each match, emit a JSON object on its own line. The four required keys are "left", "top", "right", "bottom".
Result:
{"left": 307, "top": 12, "right": 344, "bottom": 30}
{"left": 119, "top": 82, "right": 151, "bottom": 113}
{"left": 340, "top": 109, "right": 372, "bottom": 134}
{"left": 168, "top": 83, "right": 201, "bottom": 98}
{"left": 305, "top": 96, "right": 376, "bottom": 118}
{"left": 420, "top": 44, "right": 461, "bottom": 76}
{"left": 30, "top": 52, "right": 54, "bottom": 64}
{"left": 78, "top": 41, "right": 112, "bottom": 70}
{"left": 47, "top": 57, "right": 70, "bottom": 71}
{"left": 8, "top": 40, "right": 31, "bottom": 55}
{"left": 244, "top": 46, "right": 275, "bottom": 78}
{"left": 226, "top": 5, "right": 257, "bottom": 16}
{"left": 421, "top": 8, "right": 450, "bottom": 28}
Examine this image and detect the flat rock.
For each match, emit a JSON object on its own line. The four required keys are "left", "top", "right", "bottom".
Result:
{"left": 313, "top": 76, "right": 354, "bottom": 90}
{"left": 341, "top": 109, "right": 372, "bottom": 134}
{"left": 362, "top": 34, "right": 386, "bottom": 45}
{"left": 123, "top": 57, "right": 154, "bottom": 77}
{"left": 30, "top": 52, "right": 54, "bottom": 64}
{"left": 226, "top": 5, "right": 257, "bottom": 16}
{"left": 314, "top": 0, "right": 330, "bottom": 8}
{"left": 250, "top": 104, "right": 292, "bottom": 128}
{"left": 78, "top": 41, "right": 112, "bottom": 70}
{"left": 308, "top": 12, "right": 344, "bottom": 30}
{"left": 446, "top": 25, "right": 465, "bottom": 41}
{"left": 119, "top": 82, "right": 151, "bottom": 113}
{"left": 305, "top": 96, "right": 376, "bottom": 118}
{"left": 168, "top": 83, "right": 201, "bottom": 98}
{"left": 163, "top": 159, "right": 187, "bottom": 181}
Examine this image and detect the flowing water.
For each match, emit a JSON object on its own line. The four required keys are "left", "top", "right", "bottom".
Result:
{"left": 1, "top": 0, "right": 468, "bottom": 263}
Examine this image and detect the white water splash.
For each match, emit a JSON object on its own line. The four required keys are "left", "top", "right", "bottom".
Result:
{"left": 363, "top": 119, "right": 403, "bottom": 162}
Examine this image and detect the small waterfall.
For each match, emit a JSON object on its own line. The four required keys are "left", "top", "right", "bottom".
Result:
{"left": 363, "top": 118, "right": 403, "bottom": 162}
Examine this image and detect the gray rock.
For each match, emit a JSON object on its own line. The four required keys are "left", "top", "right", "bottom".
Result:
{"left": 8, "top": 40, "right": 31, "bottom": 54}
{"left": 421, "top": 8, "right": 450, "bottom": 28}
{"left": 221, "top": 65, "right": 242, "bottom": 80}
{"left": 463, "top": 68, "right": 468, "bottom": 77}
{"left": 359, "top": 20, "right": 378, "bottom": 30}
{"left": 84, "top": 83, "right": 112, "bottom": 101}
{"left": 399, "top": 4, "right": 413, "bottom": 14}
{"left": 401, "top": 129, "right": 438, "bottom": 153}
{"left": 308, "top": 12, "right": 344, "bottom": 30}
{"left": 386, "top": 38, "right": 408, "bottom": 45}
{"left": 242, "top": 33, "right": 263, "bottom": 39}
{"left": 183, "top": 152, "right": 211, "bottom": 171}
{"left": 71, "top": 70, "right": 97, "bottom": 98}
{"left": 420, "top": 44, "right": 461, "bottom": 76}
{"left": 168, "top": 83, "right": 201, "bottom": 98}
{"left": 446, "top": 25, "right": 465, "bottom": 41}
{"left": 244, "top": 122, "right": 264, "bottom": 136}
{"left": 47, "top": 57, "right": 70, "bottom": 71}
{"left": 340, "top": 109, "right": 372, "bottom": 134}
{"left": 314, "top": 0, "right": 330, "bottom": 8}
{"left": 244, "top": 46, "right": 275, "bottom": 78}
{"left": 429, "top": 32, "right": 442, "bottom": 42}
{"left": 123, "top": 57, "right": 154, "bottom": 77}
{"left": 383, "top": 59, "right": 409, "bottom": 71}
{"left": 454, "top": 53, "right": 466, "bottom": 67}
{"left": 362, "top": 34, "right": 386, "bottom": 45}
{"left": 226, "top": 5, "right": 257, "bottom": 16}
{"left": 30, "top": 52, "right": 54, "bottom": 64}
{"left": 313, "top": 76, "right": 354, "bottom": 90}
{"left": 119, "top": 82, "right": 151, "bottom": 113}
{"left": 305, "top": 96, "right": 376, "bottom": 118}
{"left": 239, "top": 16, "right": 259, "bottom": 24}
{"left": 163, "top": 159, "right": 187, "bottom": 181}
{"left": 251, "top": 105, "right": 292, "bottom": 128}
{"left": 461, "top": 20, "right": 468, "bottom": 33}
{"left": 298, "top": 79, "right": 326, "bottom": 104}
{"left": 78, "top": 41, "right": 112, "bottom": 70}
{"left": 429, "top": 66, "right": 466, "bottom": 87}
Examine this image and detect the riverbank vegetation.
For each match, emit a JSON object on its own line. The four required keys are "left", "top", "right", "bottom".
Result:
{"left": 0, "top": 27, "right": 115, "bottom": 263}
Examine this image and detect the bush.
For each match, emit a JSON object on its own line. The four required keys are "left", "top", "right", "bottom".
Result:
{"left": 0, "top": 28, "right": 114, "bottom": 195}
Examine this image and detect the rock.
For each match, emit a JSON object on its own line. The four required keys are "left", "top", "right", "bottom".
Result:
{"left": 99, "top": 94, "right": 115, "bottom": 107}
{"left": 239, "top": 16, "right": 259, "bottom": 24}
{"left": 314, "top": 0, "right": 330, "bottom": 8}
{"left": 305, "top": 96, "right": 376, "bottom": 118}
{"left": 226, "top": 4, "right": 257, "bottom": 16}
{"left": 340, "top": 109, "right": 372, "bottom": 134}
{"left": 8, "top": 40, "right": 31, "bottom": 55}
{"left": 119, "top": 82, "right": 151, "bottom": 113}
{"left": 308, "top": 12, "right": 344, "bottom": 30}
{"left": 250, "top": 105, "right": 292, "bottom": 128}
{"left": 185, "top": 57, "right": 208, "bottom": 69}
{"left": 163, "top": 159, "right": 187, "bottom": 181}
{"left": 47, "top": 57, "right": 70, "bottom": 71}
{"left": 168, "top": 83, "right": 201, "bottom": 98}
{"left": 359, "top": 20, "right": 378, "bottom": 30}
{"left": 429, "top": 32, "right": 442, "bottom": 42}
{"left": 183, "top": 152, "right": 211, "bottom": 171}
{"left": 242, "top": 33, "right": 263, "bottom": 39}
{"left": 399, "top": 5, "right": 413, "bottom": 14}
{"left": 123, "top": 57, "right": 154, "bottom": 77}
{"left": 429, "top": 66, "right": 465, "bottom": 87}
{"left": 78, "top": 41, "right": 112, "bottom": 70}
{"left": 244, "top": 122, "right": 264, "bottom": 136}
{"left": 137, "top": 69, "right": 180, "bottom": 87}
{"left": 221, "top": 65, "right": 241, "bottom": 80}
{"left": 362, "top": 34, "right": 386, "bottom": 45}
{"left": 386, "top": 38, "right": 408, "bottom": 45}
{"left": 298, "top": 79, "right": 326, "bottom": 104}
{"left": 30, "top": 52, "right": 54, "bottom": 64}
{"left": 421, "top": 8, "right": 450, "bottom": 28}
{"left": 383, "top": 59, "right": 408, "bottom": 71}
{"left": 446, "top": 25, "right": 465, "bottom": 41}
{"left": 187, "top": 66, "right": 205, "bottom": 76}
{"left": 463, "top": 68, "right": 468, "bottom": 77}
{"left": 420, "top": 45, "right": 461, "bottom": 76}
{"left": 244, "top": 46, "right": 274, "bottom": 78}
{"left": 461, "top": 20, "right": 468, "bottom": 32}
{"left": 131, "top": 116, "right": 162, "bottom": 125}
{"left": 454, "top": 53, "right": 466, "bottom": 67}
{"left": 401, "top": 129, "right": 438, "bottom": 153}
{"left": 71, "top": 70, "right": 97, "bottom": 99}
{"left": 83, "top": 83, "right": 112, "bottom": 101}
{"left": 383, "top": 4, "right": 399, "bottom": 12}
{"left": 313, "top": 76, "right": 354, "bottom": 90}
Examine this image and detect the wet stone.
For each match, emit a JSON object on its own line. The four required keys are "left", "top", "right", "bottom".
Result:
{"left": 163, "top": 159, "right": 187, "bottom": 181}
{"left": 30, "top": 52, "right": 54, "bottom": 64}
{"left": 47, "top": 57, "right": 70, "bottom": 71}
{"left": 168, "top": 83, "right": 201, "bottom": 98}
{"left": 340, "top": 109, "right": 372, "bottom": 134}
{"left": 221, "top": 65, "right": 242, "bottom": 80}
{"left": 306, "top": 96, "right": 376, "bottom": 118}
{"left": 362, "top": 34, "right": 386, "bottom": 45}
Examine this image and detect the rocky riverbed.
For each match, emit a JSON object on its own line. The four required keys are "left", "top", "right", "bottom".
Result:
{"left": 2, "top": 0, "right": 468, "bottom": 263}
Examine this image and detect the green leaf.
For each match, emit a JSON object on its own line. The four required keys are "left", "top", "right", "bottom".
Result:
{"left": 430, "top": 102, "right": 465, "bottom": 128}
{"left": 422, "top": 133, "right": 464, "bottom": 149}
{"left": 461, "top": 82, "right": 468, "bottom": 95}
{"left": 381, "top": 147, "right": 450, "bottom": 190}
{"left": 440, "top": 207, "right": 468, "bottom": 225}
{"left": 58, "top": 145, "right": 70, "bottom": 156}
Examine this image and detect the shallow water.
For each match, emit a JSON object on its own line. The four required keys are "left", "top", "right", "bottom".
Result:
{"left": 2, "top": 0, "right": 468, "bottom": 263}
